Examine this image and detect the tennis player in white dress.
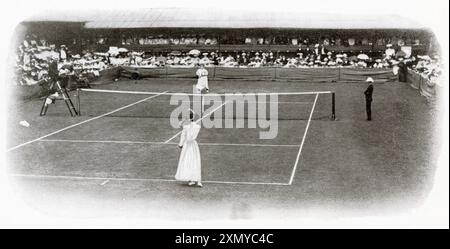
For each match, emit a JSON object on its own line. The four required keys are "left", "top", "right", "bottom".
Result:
{"left": 175, "top": 111, "right": 202, "bottom": 187}
{"left": 195, "top": 64, "right": 209, "bottom": 93}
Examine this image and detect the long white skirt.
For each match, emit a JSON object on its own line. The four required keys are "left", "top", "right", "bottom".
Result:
{"left": 196, "top": 76, "right": 208, "bottom": 91}
{"left": 175, "top": 140, "right": 202, "bottom": 182}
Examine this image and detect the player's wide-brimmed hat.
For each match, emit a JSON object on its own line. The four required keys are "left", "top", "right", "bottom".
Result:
{"left": 366, "top": 77, "right": 374, "bottom": 82}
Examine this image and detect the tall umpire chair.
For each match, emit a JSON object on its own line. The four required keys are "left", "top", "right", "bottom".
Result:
{"left": 40, "top": 78, "right": 78, "bottom": 117}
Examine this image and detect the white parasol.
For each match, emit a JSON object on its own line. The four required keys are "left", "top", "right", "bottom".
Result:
{"left": 357, "top": 54, "right": 370, "bottom": 60}
{"left": 188, "top": 49, "right": 201, "bottom": 57}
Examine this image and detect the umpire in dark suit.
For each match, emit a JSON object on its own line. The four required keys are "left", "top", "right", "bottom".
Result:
{"left": 364, "top": 77, "right": 374, "bottom": 121}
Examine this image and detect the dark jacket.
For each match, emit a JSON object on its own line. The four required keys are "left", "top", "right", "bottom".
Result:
{"left": 48, "top": 60, "right": 58, "bottom": 80}
{"left": 364, "top": 84, "right": 373, "bottom": 102}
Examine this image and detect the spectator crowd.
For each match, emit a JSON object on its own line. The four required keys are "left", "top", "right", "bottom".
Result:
{"left": 15, "top": 35, "right": 109, "bottom": 86}
{"left": 15, "top": 34, "right": 442, "bottom": 86}
{"left": 112, "top": 33, "right": 422, "bottom": 47}
{"left": 410, "top": 55, "right": 442, "bottom": 86}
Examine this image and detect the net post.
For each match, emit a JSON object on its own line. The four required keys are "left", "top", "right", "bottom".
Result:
{"left": 338, "top": 67, "right": 341, "bottom": 82}
{"left": 201, "top": 93, "right": 204, "bottom": 119}
{"left": 77, "top": 88, "right": 81, "bottom": 116}
{"left": 331, "top": 92, "right": 336, "bottom": 120}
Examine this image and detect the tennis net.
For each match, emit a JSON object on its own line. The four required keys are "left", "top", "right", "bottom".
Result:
{"left": 75, "top": 88, "right": 336, "bottom": 121}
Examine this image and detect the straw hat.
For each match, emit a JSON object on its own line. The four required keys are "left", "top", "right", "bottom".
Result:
{"left": 366, "top": 77, "right": 374, "bottom": 83}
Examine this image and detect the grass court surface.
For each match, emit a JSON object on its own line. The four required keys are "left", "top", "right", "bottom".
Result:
{"left": 6, "top": 78, "right": 441, "bottom": 220}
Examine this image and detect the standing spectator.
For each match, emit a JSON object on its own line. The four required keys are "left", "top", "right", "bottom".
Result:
{"left": 59, "top": 45, "right": 67, "bottom": 62}
{"left": 385, "top": 44, "right": 396, "bottom": 59}
{"left": 398, "top": 60, "right": 408, "bottom": 82}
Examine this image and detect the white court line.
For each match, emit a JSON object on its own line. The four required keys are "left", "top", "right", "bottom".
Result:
{"left": 81, "top": 88, "right": 332, "bottom": 96}
{"left": 40, "top": 139, "right": 300, "bottom": 147}
{"left": 9, "top": 174, "right": 289, "bottom": 186}
{"left": 100, "top": 179, "right": 110, "bottom": 186}
{"left": 164, "top": 101, "right": 229, "bottom": 144}
{"left": 288, "top": 93, "right": 319, "bottom": 185}
{"left": 6, "top": 91, "right": 168, "bottom": 152}
{"left": 150, "top": 100, "right": 311, "bottom": 104}
{"left": 41, "top": 139, "right": 165, "bottom": 145}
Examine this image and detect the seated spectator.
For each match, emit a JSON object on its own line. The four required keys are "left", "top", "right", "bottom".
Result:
{"left": 198, "top": 37, "right": 206, "bottom": 45}
{"left": 14, "top": 33, "right": 443, "bottom": 86}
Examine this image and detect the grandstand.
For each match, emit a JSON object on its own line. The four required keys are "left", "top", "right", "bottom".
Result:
{"left": 18, "top": 9, "right": 436, "bottom": 55}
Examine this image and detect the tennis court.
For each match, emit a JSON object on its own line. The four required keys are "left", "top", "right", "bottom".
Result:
{"left": 5, "top": 78, "right": 440, "bottom": 219}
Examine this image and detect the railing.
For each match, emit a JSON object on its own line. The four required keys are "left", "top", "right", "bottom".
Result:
{"left": 407, "top": 69, "right": 442, "bottom": 101}
{"left": 114, "top": 66, "right": 398, "bottom": 83}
